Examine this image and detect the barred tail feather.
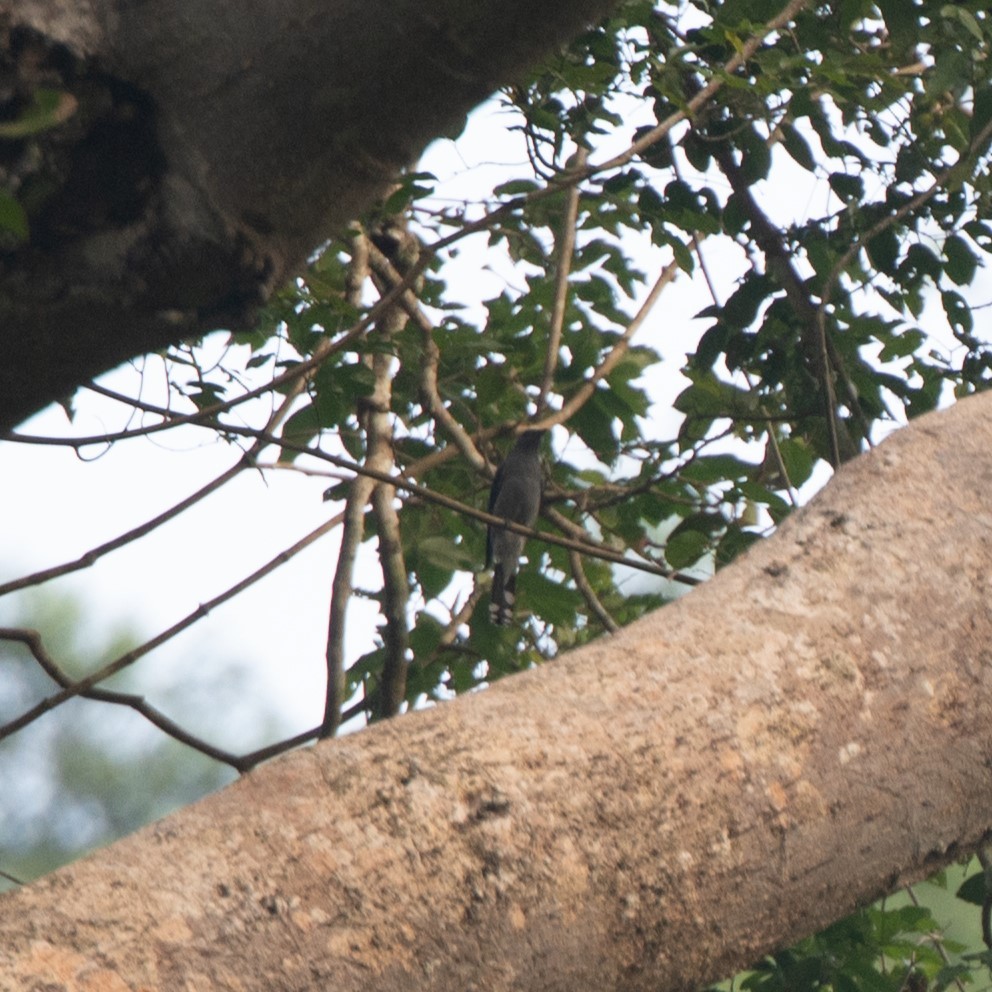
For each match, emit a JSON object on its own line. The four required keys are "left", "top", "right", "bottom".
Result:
{"left": 489, "top": 565, "right": 517, "bottom": 625}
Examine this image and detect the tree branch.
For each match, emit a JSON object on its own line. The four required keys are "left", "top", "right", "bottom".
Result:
{"left": 568, "top": 549, "right": 620, "bottom": 634}
{"left": 537, "top": 146, "right": 586, "bottom": 416}
{"left": 536, "top": 256, "right": 681, "bottom": 431}
{"left": 0, "top": 626, "right": 248, "bottom": 769}
{"left": 4, "top": 392, "right": 992, "bottom": 991}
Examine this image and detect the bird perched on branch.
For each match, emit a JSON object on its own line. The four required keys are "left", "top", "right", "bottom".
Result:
{"left": 486, "top": 429, "right": 544, "bottom": 625}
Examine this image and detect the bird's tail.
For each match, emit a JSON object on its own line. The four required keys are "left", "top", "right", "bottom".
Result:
{"left": 489, "top": 564, "right": 517, "bottom": 625}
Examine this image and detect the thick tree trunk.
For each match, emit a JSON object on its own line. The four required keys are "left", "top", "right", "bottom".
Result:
{"left": 3, "top": 394, "right": 992, "bottom": 991}
{"left": 0, "top": 0, "right": 618, "bottom": 430}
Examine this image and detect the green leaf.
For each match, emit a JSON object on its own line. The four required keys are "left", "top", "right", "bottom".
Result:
{"left": 681, "top": 453, "right": 755, "bottom": 484}
{"left": 781, "top": 123, "right": 817, "bottom": 172}
{"left": 739, "top": 130, "right": 772, "bottom": 184}
{"left": 865, "top": 227, "right": 900, "bottom": 274}
{"left": 776, "top": 438, "right": 814, "bottom": 488}
{"left": 941, "top": 290, "right": 973, "bottom": 336}
{"left": 955, "top": 872, "right": 987, "bottom": 907}
{"left": 963, "top": 220, "right": 992, "bottom": 254}
{"left": 971, "top": 84, "right": 992, "bottom": 146}
{"left": 0, "top": 88, "right": 76, "bottom": 138}
{"left": 665, "top": 528, "right": 711, "bottom": 570}
{"left": 941, "top": 4, "right": 985, "bottom": 45}
{"left": 493, "top": 179, "right": 540, "bottom": 198}
{"left": 0, "top": 192, "right": 29, "bottom": 245}
{"left": 944, "top": 234, "right": 978, "bottom": 286}
{"left": 828, "top": 172, "right": 864, "bottom": 202}
{"left": 415, "top": 536, "right": 475, "bottom": 572}
{"left": 515, "top": 569, "right": 581, "bottom": 627}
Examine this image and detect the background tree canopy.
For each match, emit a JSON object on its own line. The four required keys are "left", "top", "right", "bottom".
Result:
{"left": 3, "top": 0, "right": 992, "bottom": 988}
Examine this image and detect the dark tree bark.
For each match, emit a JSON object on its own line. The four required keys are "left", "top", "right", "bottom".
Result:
{"left": 0, "top": 0, "right": 617, "bottom": 429}
{"left": 3, "top": 393, "right": 992, "bottom": 991}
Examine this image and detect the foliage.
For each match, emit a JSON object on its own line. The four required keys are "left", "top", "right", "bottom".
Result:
{"left": 2, "top": 0, "right": 992, "bottom": 981}
{"left": 218, "top": 0, "right": 992, "bottom": 725}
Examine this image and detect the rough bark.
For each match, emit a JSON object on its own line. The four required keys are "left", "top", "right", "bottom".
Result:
{"left": 4, "top": 393, "right": 992, "bottom": 991}
{"left": 0, "top": 0, "right": 617, "bottom": 430}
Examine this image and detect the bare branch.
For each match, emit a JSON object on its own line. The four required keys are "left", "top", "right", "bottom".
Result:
{"left": 322, "top": 472, "right": 377, "bottom": 739}
{"left": 365, "top": 238, "right": 487, "bottom": 472}
{"left": 568, "top": 550, "right": 620, "bottom": 634}
{"left": 320, "top": 229, "right": 377, "bottom": 739}
{"left": 0, "top": 508, "right": 345, "bottom": 743}
{"left": 536, "top": 257, "right": 681, "bottom": 431}
{"left": 538, "top": 146, "right": 586, "bottom": 416}
{"left": 0, "top": 626, "right": 249, "bottom": 770}
{"left": 371, "top": 477, "right": 410, "bottom": 721}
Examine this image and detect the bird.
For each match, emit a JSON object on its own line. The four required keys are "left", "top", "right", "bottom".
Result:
{"left": 486, "top": 429, "right": 544, "bottom": 625}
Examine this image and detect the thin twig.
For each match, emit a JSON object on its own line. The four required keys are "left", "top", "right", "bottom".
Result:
{"left": 1, "top": 330, "right": 320, "bottom": 600}
{"left": 569, "top": 550, "right": 620, "bottom": 634}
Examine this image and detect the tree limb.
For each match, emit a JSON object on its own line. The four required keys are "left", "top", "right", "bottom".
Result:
{"left": 4, "top": 391, "right": 992, "bottom": 991}
{"left": 0, "top": 0, "right": 623, "bottom": 431}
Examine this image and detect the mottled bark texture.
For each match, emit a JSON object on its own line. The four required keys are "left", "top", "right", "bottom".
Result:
{"left": 4, "top": 394, "right": 992, "bottom": 991}
{"left": 0, "top": 0, "right": 617, "bottom": 430}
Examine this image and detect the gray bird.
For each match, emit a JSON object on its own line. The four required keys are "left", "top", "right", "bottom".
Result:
{"left": 486, "top": 429, "right": 544, "bottom": 625}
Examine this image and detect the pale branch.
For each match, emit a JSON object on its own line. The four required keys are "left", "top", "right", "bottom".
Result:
{"left": 438, "top": 587, "right": 486, "bottom": 652}
{"left": 568, "top": 549, "right": 620, "bottom": 634}
{"left": 322, "top": 472, "right": 377, "bottom": 739}
{"left": 364, "top": 236, "right": 486, "bottom": 472}
{"left": 322, "top": 227, "right": 408, "bottom": 735}
{"left": 418, "top": 317, "right": 488, "bottom": 472}
{"left": 538, "top": 146, "right": 587, "bottom": 416}
{"left": 319, "top": 231, "right": 381, "bottom": 739}
{"left": 366, "top": 251, "right": 411, "bottom": 724}
{"left": 0, "top": 508, "right": 346, "bottom": 743}
{"left": 345, "top": 224, "right": 371, "bottom": 307}
{"left": 371, "top": 476, "right": 410, "bottom": 721}
{"left": 536, "top": 256, "right": 680, "bottom": 431}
